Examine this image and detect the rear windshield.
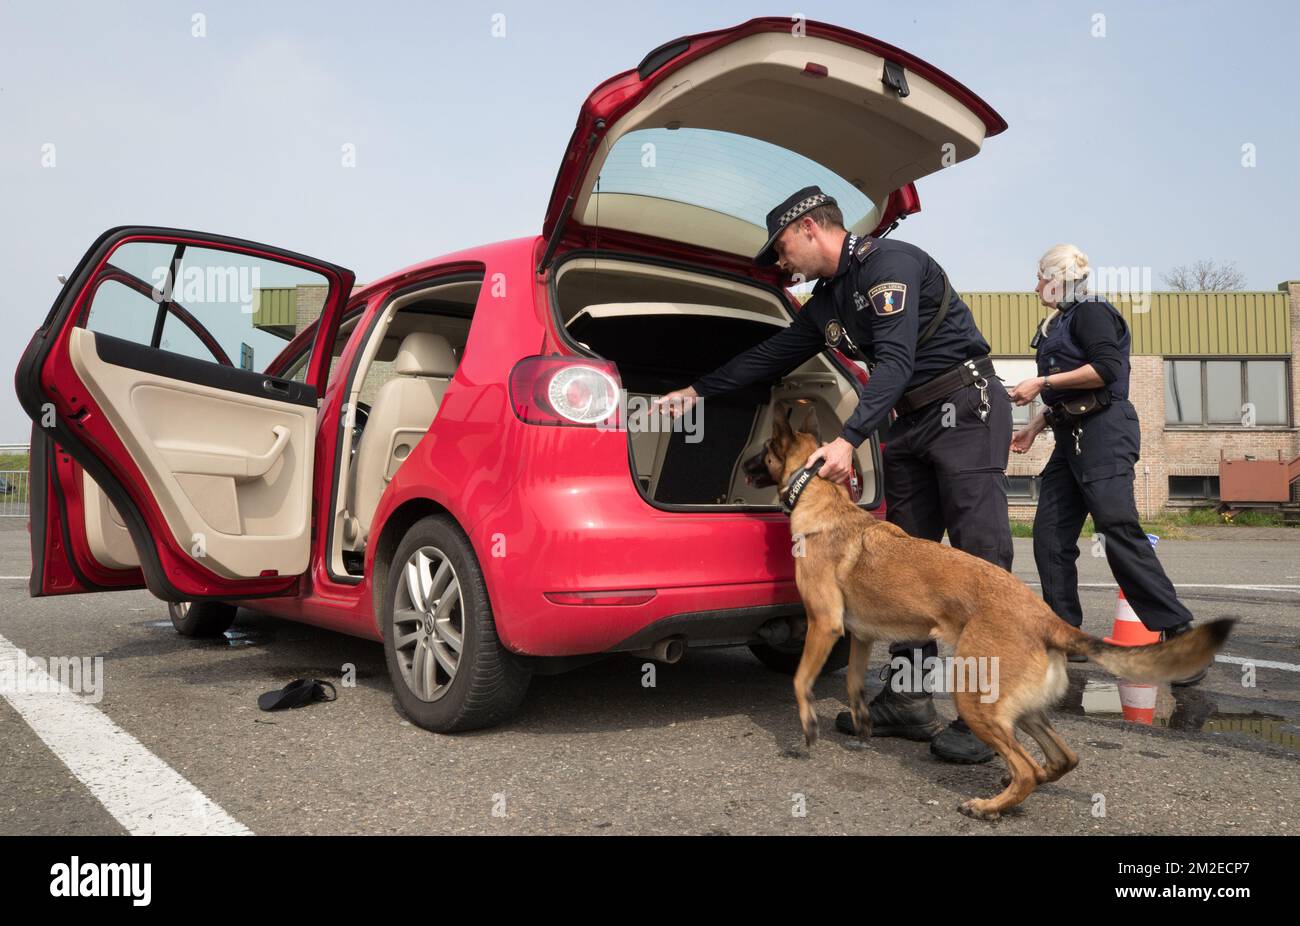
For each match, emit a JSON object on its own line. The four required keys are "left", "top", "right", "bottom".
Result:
{"left": 595, "top": 127, "right": 877, "bottom": 229}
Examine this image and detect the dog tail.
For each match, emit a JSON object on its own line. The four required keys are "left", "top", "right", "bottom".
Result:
{"left": 1044, "top": 618, "right": 1235, "bottom": 684}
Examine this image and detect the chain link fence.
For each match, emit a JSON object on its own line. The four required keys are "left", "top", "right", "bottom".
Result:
{"left": 0, "top": 444, "right": 31, "bottom": 519}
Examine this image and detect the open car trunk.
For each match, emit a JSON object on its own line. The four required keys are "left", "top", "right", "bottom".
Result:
{"left": 542, "top": 18, "right": 1005, "bottom": 264}
{"left": 553, "top": 255, "right": 879, "bottom": 509}
{"left": 536, "top": 19, "right": 1005, "bottom": 508}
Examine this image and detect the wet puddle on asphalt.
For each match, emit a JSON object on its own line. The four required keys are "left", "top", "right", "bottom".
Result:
{"left": 1061, "top": 677, "right": 1300, "bottom": 753}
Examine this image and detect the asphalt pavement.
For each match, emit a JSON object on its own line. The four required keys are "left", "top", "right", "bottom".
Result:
{"left": 1, "top": 521, "right": 1297, "bottom": 835}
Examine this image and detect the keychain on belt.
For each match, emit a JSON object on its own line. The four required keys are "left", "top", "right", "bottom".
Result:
{"left": 1072, "top": 422, "right": 1083, "bottom": 455}
{"left": 964, "top": 359, "right": 991, "bottom": 423}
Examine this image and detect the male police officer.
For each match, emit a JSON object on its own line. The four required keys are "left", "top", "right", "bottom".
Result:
{"left": 656, "top": 186, "right": 1013, "bottom": 763}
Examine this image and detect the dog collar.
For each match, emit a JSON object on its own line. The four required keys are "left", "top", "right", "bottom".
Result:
{"left": 780, "top": 457, "right": 824, "bottom": 514}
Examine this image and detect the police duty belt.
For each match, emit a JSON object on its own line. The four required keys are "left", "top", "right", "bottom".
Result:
{"left": 892, "top": 356, "right": 996, "bottom": 418}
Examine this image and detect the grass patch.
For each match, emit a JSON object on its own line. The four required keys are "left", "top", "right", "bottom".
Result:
{"left": 1011, "top": 506, "right": 1293, "bottom": 539}
{"left": 0, "top": 453, "right": 32, "bottom": 506}
{"left": 1218, "top": 509, "right": 1289, "bottom": 527}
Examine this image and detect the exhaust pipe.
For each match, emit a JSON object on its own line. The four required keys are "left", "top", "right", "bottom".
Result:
{"left": 631, "top": 637, "right": 686, "bottom": 664}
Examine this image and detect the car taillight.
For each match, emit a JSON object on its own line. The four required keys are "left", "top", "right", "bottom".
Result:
{"left": 509, "top": 356, "right": 622, "bottom": 427}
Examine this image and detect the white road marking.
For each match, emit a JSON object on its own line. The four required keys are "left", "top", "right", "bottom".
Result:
{"left": 1015, "top": 581, "right": 1300, "bottom": 670}
{"left": 1215, "top": 654, "right": 1300, "bottom": 673}
{"left": 0, "top": 633, "right": 252, "bottom": 836}
{"left": 0, "top": 576, "right": 31, "bottom": 580}
{"left": 1169, "top": 583, "right": 1300, "bottom": 591}
{"left": 1022, "top": 581, "right": 1300, "bottom": 594}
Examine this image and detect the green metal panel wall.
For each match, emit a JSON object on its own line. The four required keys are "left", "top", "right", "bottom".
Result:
{"left": 961, "top": 291, "right": 1290, "bottom": 357}
{"left": 251, "top": 287, "right": 296, "bottom": 330}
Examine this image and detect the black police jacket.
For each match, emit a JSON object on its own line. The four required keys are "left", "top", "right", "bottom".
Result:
{"left": 691, "top": 232, "right": 991, "bottom": 445}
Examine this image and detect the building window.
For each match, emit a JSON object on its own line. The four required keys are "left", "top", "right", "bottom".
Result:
{"left": 1248, "top": 360, "right": 1289, "bottom": 425}
{"left": 1163, "top": 359, "right": 1289, "bottom": 427}
{"left": 1006, "top": 475, "right": 1040, "bottom": 500}
{"left": 1168, "top": 475, "right": 1220, "bottom": 501}
{"left": 991, "top": 359, "right": 1044, "bottom": 427}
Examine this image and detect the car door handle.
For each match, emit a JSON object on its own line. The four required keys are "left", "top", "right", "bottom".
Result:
{"left": 244, "top": 425, "right": 291, "bottom": 479}
{"left": 263, "top": 378, "right": 293, "bottom": 398}
{"left": 157, "top": 425, "right": 292, "bottom": 482}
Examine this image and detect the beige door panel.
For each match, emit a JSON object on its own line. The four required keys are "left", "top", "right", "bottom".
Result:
{"left": 82, "top": 470, "right": 141, "bottom": 570}
{"left": 69, "top": 328, "right": 314, "bottom": 579}
{"left": 154, "top": 424, "right": 291, "bottom": 481}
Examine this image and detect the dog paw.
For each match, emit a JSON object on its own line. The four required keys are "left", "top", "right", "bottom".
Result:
{"left": 803, "top": 716, "right": 819, "bottom": 749}
{"left": 958, "top": 799, "right": 1000, "bottom": 822}
{"left": 849, "top": 708, "right": 870, "bottom": 739}
{"left": 795, "top": 707, "right": 816, "bottom": 754}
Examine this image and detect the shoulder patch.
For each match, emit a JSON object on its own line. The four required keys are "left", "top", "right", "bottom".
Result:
{"left": 853, "top": 237, "right": 878, "bottom": 261}
{"left": 867, "top": 281, "right": 907, "bottom": 316}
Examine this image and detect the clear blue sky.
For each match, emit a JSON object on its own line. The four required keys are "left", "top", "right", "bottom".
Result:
{"left": 1, "top": 0, "right": 1296, "bottom": 440}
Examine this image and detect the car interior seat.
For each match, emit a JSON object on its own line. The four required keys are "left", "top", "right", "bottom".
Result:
{"left": 350, "top": 331, "right": 457, "bottom": 545}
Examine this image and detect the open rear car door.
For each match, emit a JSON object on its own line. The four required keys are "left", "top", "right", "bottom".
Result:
{"left": 15, "top": 227, "right": 353, "bottom": 600}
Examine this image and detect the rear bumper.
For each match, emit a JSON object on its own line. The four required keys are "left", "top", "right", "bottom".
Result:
{"left": 608, "top": 601, "right": 806, "bottom": 651}
{"left": 484, "top": 565, "right": 805, "bottom": 657}
{"left": 470, "top": 428, "right": 804, "bottom": 656}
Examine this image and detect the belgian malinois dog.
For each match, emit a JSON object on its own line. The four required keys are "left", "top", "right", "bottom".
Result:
{"left": 743, "top": 404, "right": 1234, "bottom": 820}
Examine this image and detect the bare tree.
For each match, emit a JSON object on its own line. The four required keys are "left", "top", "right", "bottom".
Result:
{"left": 1161, "top": 259, "right": 1246, "bottom": 291}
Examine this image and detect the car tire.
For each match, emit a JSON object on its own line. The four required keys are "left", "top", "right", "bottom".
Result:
{"left": 748, "top": 636, "right": 850, "bottom": 675}
{"left": 167, "top": 600, "right": 237, "bottom": 637}
{"left": 383, "top": 515, "right": 531, "bottom": 733}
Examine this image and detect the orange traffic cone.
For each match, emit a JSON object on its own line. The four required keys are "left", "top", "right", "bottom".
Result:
{"left": 1117, "top": 681, "right": 1157, "bottom": 725}
{"left": 1103, "top": 589, "right": 1161, "bottom": 646}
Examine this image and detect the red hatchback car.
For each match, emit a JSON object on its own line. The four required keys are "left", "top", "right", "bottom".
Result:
{"left": 15, "top": 18, "right": 1005, "bottom": 732}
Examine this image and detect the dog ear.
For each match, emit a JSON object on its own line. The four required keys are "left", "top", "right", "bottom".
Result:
{"left": 797, "top": 406, "right": 821, "bottom": 440}
{"left": 772, "top": 402, "right": 794, "bottom": 444}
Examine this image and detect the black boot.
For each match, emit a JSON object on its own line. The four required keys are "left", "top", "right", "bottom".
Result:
{"left": 835, "top": 655, "right": 943, "bottom": 741}
{"left": 930, "top": 716, "right": 995, "bottom": 764}
{"left": 1162, "top": 622, "right": 1208, "bottom": 687}
{"left": 834, "top": 685, "right": 945, "bottom": 740}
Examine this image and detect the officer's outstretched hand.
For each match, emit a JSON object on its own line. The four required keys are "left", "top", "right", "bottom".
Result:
{"left": 652, "top": 387, "right": 700, "bottom": 419}
{"left": 1010, "top": 428, "right": 1038, "bottom": 454}
{"left": 807, "top": 437, "right": 854, "bottom": 486}
{"left": 1008, "top": 377, "right": 1044, "bottom": 406}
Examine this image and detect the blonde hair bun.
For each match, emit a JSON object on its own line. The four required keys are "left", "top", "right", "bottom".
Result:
{"left": 1039, "top": 244, "right": 1090, "bottom": 283}
{"left": 1037, "top": 244, "right": 1092, "bottom": 334}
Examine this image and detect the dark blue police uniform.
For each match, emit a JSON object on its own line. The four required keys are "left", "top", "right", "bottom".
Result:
{"left": 1032, "top": 296, "right": 1193, "bottom": 632}
{"left": 692, "top": 230, "right": 1014, "bottom": 573}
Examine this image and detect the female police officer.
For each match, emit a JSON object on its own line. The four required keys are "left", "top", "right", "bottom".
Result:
{"left": 1008, "top": 244, "right": 1206, "bottom": 684}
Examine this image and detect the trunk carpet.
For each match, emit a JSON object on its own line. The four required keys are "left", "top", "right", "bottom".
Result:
{"left": 654, "top": 394, "right": 761, "bottom": 504}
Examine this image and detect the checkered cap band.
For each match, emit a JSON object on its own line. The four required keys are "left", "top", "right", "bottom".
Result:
{"left": 777, "top": 193, "right": 830, "bottom": 230}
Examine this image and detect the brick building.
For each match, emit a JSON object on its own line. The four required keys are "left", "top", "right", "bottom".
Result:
{"left": 970, "top": 283, "right": 1299, "bottom": 518}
